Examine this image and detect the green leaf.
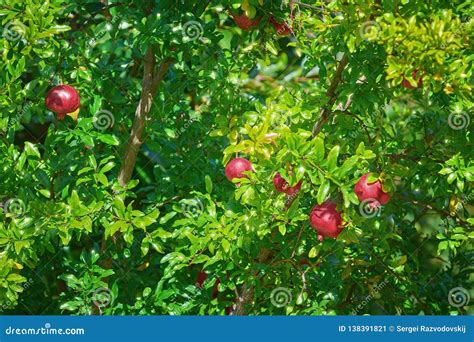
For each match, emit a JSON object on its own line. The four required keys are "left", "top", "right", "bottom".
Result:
{"left": 7, "top": 273, "right": 26, "bottom": 283}
{"left": 439, "top": 167, "right": 453, "bottom": 175}
{"left": 88, "top": 155, "right": 97, "bottom": 169}
{"left": 363, "top": 150, "right": 376, "bottom": 159}
{"left": 205, "top": 175, "right": 213, "bottom": 194}
{"left": 308, "top": 246, "right": 320, "bottom": 258}
{"left": 24, "top": 142, "right": 41, "bottom": 158}
{"left": 106, "top": 221, "right": 127, "bottom": 239}
{"left": 287, "top": 197, "right": 300, "bottom": 219}
{"left": 132, "top": 215, "right": 156, "bottom": 229}
{"left": 327, "top": 145, "right": 340, "bottom": 171}
{"left": 317, "top": 179, "right": 330, "bottom": 204}
{"left": 221, "top": 239, "right": 230, "bottom": 253}
{"left": 161, "top": 252, "right": 185, "bottom": 264}
{"left": 397, "top": 255, "right": 408, "bottom": 266}
{"left": 314, "top": 137, "right": 325, "bottom": 162}
{"left": 437, "top": 241, "right": 448, "bottom": 254}
{"left": 192, "top": 254, "right": 210, "bottom": 264}
{"left": 100, "top": 161, "right": 115, "bottom": 174}
{"left": 447, "top": 173, "right": 457, "bottom": 184}
{"left": 69, "top": 190, "right": 81, "bottom": 208}
{"left": 38, "top": 189, "right": 51, "bottom": 198}
{"left": 356, "top": 142, "right": 365, "bottom": 155}
{"left": 143, "top": 287, "right": 152, "bottom": 297}
{"left": 278, "top": 224, "right": 286, "bottom": 236}
{"left": 141, "top": 236, "right": 150, "bottom": 256}
{"left": 337, "top": 156, "right": 358, "bottom": 177}
{"left": 97, "top": 134, "right": 120, "bottom": 146}
{"left": 95, "top": 173, "right": 109, "bottom": 186}
{"left": 159, "top": 211, "right": 177, "bottom": 224}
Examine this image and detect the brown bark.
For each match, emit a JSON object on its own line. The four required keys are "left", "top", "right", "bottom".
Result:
{"left": 311, "top": 55, "right": 349, "bottom": 137}
{"left": 99, "top": 0, "right": 112, "bottom": 20}
{"left": 233, "top": 248, "right": 273, "bottom": 315}
{"left": 117, "top": 48, "right": 170, "bottom": 187}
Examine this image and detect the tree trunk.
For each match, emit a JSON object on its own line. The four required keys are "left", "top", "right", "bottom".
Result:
{"left": 118, "top": 48, "right": 170, "bottom": 186}
{"left": 233, "top": 248, "right": 273, "bottom": 315}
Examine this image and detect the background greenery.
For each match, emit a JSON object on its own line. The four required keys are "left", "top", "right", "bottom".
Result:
{"left": 0, "top": 0, "right": 472, "bottom": 315}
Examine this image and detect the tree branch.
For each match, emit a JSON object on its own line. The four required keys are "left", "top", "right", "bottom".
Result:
{"left": 233, "top": 248, "right": 273, "bottom": 315}
{"left": 233, "top": 192, "right": 300, "bottom": 315}
{"left": 234, "top": 55, "right": 350, "bottom": 315}
{"left": 117, "top": 48, "right": 170, "bottom": 186}
{"left": 311, "top": 55, "right": 349, "bottom": 137}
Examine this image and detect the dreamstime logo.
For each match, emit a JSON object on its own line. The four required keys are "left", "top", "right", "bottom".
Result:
{"left": 352, "top": 279, "right": 389, "bottom": 314}
{"left": 86, "top": 31, "right": 106, "bottom": 48}
{"left": 2, "top": 21, "right": 26, "bottom": 42}
{"left": 93, "top": 110, "right": 114, "bottom": 131}
{"left": 1, "top": 102, "right": 33, "bottom": 134}
{"left": 461, "top": 192, "right": 474, "bottom": 204}
{"left": 269, "top": 112, "right": 293, "bottom": 132}
{"left": 87, "top": 16, "right": 122, "bottom": 48}
{"left": 182, "top": 21, "right": 203, "bottom": 41}
{"left": 448, "top": 111, "right": 470, "bottom": 130}
{"left": 359, "top": 21, "right": 381, "bottom": 41}
{"left": 181, "top": 198, "right": 204, "bottom": 218}
{"left": 271, "top": 19, "right": 294, "bottom": 39}
{"left": 448, "top": 287, "right": 470, "bottom": 308}
{"left": 358, "top": 198, "right": 382, "bottom": 218}
{"left": 0, "top": 278, "right": 34, "bottom": 311}
{"left": 270, "top": 287, "right": 292, "bottom": 308}
{"left": 92, "top": 287, "right": 112, "bottom": 308}
{"left": 3, "top": 198, "right": 26, "bottom": 217}
{"left": 176, "top": 116, "right": 201, "bottom": 138}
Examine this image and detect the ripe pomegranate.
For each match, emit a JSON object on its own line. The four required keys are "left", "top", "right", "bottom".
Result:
{"left": 354, "top": 173, "right": 391, "bottom": 207}
{"left": 212, "top": 278, "right": 220, "bottom": 299}
{"left": 45, "top": 85, "right": 81, "bottom": 120}
{"left": 401, "top": 70, "right": 423, "bottom": 89}
{"left": 225, "top": 305, "right": 234, "bottom": 315}
{"left": 196, "top": 270, "right": 207, "bottom": 289}
{"left": 270, "top": 17, "right": 292, "bottom": 36}
{"left": 299, "top": 258, "right": 310, "bottom": 266}
{"left": 309, "top": 201, "right": 344, "bottom": 241}
{"left": 273, "top": 172, "right": 302, "bottom": 195}
{"left": 225, "top": 157, "right": 253, "bottom": 182}
{"left": 230, "top": 13, "right": 261, "bottom": 30}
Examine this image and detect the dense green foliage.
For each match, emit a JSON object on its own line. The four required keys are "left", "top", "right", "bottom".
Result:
{"left": 0, "top": 0, "right": 472, "bottom": 315}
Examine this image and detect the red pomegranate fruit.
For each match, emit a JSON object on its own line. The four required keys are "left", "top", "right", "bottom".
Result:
{"left": 45, "top": 85, "right": 81, "bottom": 120}
{"left": 309, "top": 201, "right": 344, "bottom": 241}
{"left": 231, "top": 13, "right": 261, "bottom": 30}
{"left": 273, "top": 172, "right": 302, "bottom": 195}
{"left": 270, "top": 17, "right": 292, "bottom": 36}
{"left": 401, "top": 70, "right": 423, "bottom": 89}
{"left": 225, "top": 305, "right": 234, "bottom": 315}
{"left": 225, "top": 158, "right": 253, "bottom": 182}
{"left": 196, "top": 270, "right": 207, "bottom": 289}
{"left": 354, "top": 173, "right": 391, "bottom": 207}
{"left": 299, "top": 258, "right": 321, "bottom": 267}
{"left": 212, "top": 278, "right": 220, "bottom": 299}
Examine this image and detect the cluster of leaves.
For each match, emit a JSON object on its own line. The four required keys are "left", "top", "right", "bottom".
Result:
{"left": 0, "top": 0, "right": 472, "bottom": 315}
